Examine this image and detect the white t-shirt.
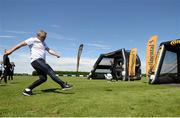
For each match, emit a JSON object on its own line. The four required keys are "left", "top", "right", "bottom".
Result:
{"left": 25, "top": 37, "right": 49, "bottom": 62}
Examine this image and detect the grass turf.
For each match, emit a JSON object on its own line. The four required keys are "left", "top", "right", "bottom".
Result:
{"left": 0, "top": 76, "right": 180, "bottom": 117}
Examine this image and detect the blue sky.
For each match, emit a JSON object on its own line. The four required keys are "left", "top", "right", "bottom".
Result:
{"left": 0, "top": 0, "right": 179, "bottom": 73}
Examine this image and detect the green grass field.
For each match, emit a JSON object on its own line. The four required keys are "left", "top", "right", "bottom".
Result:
{"left": 1, "top": 76, "right": 180, "bottom": 117}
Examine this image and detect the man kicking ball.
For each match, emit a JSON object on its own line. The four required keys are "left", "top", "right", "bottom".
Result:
{"left": 5, "top": 30, "right": 72, "bottom": 96}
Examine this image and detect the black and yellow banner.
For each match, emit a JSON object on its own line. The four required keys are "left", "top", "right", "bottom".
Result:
{"left": 146, "top": 35, "right": 157, "bottom": 78}
{"left": 128, "top": 48, "right": 137, "bottom": 77}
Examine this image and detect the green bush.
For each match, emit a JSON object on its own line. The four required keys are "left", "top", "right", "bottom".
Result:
{"left": 14, "top": 73, "right": 29, "bottom": 76}
{"left": 32, "top": 71, "right": 89, "bottom": 76}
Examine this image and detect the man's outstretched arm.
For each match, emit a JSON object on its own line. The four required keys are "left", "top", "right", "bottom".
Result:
{"left": 5, "top": 41, "right": 27, "bottom": 55}
{"left": 46, "top": 48, "right": 60, "bottom": 58}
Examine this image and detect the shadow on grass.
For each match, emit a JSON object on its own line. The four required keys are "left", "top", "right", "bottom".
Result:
{"left": 105, "top": 89, "right": 113, "bottom": 91}
{"left": 34, "top": 88, "right": 75, "bottom": 95}
{"left": 161, "top": 83, "right": 180, "bottom": 87}
{"left": 143, "top": 81, "right": 149, "bottom": 83}
{"left": 10, "top": 82, "right": 20, "bottom": 84}
{"left": 0, "top": 84, "right": 7, "bottom": 86}
{"left": 41, "top": 88, "right": 60, "bottom": 93}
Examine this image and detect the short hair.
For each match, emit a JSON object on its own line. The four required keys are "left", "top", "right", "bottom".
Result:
{"left": 37, "top": 30, "right": 47, "bottom": 37}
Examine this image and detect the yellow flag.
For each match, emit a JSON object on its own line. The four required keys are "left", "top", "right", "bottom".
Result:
{"left": 146, "top": 35, "right": 157, "bottom": 78}
{"left": 128, "top": 48, "right": 137, "bottom": 77}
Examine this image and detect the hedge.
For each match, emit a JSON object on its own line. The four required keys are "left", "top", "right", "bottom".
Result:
{"left": 32, "top": 71, "right": 89, "bottom": 76}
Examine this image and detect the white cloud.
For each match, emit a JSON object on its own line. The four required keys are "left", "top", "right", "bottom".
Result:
{"left": 2, "top": 51, "right": 146, "bottom": 75}
{"left": 128, "top": 39, "right": 134, "bottom": 43}
{"left": 66, "top": 38, "right": 77, "bottom": 41}
{"left": 48, "top": 32, "right": 76, "bottom": 41}
{"left": 86, "top": 43, "right": 110, "bottom": 50}
{"left": 9, "top": 54, "right": 33, "bottom": 74}
{"left": 0, "top": 46, "right": 6, "bottom": 50}
{"left": 48, "top": 32, "right": 64, "bottom": 40}
{"left": 0, "top": 35, "right": 16, "bottom": 38}
{"left": 50, "top": 24, "right": 61, "bottom": 28}
{"left": 46, "top": 56, "right": 96, "bottom": 72}
{"left": 4, "top": 30, "right": 32, "bottom": 34}
{"left": 8, "top": 52, "right": 96, "bottom": 74}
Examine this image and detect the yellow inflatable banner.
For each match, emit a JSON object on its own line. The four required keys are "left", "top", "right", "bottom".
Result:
{"left": 128, "top": 48, "right": 137, "bottom": 77}
{"left": 146, "top": 35, "right": 157, "bottom": 78}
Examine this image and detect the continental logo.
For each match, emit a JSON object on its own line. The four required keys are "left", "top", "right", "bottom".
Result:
{"left": 148, "top": 42, "right": 155, "bottom": 66}
{"left": 170, "top": 40, "right": 180, "bottom": 46}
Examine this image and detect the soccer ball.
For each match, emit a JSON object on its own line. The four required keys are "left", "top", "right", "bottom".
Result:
{"left": 104, "top": 73, "right": 113, "bottom": 80}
